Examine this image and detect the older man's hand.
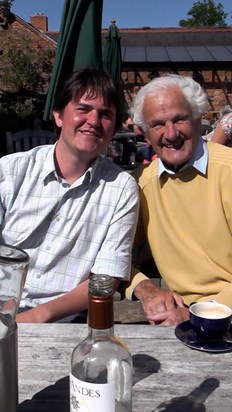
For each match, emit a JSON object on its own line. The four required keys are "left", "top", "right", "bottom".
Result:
{"left": 133, "top": 279, "right": 189, "bottom": 326}
{"left": 147, "top": 306, "right": 189, "bottom": 326}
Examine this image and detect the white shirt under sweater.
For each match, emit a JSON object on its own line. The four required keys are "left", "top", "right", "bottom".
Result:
{"left": 0, "top": 144, "right": 139, "bottom": 311}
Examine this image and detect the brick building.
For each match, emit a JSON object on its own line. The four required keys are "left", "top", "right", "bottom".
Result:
{"left": 1, "top": 10, "right": 232, "bottom": 118}
{"left": 116, "top": 26, "right": 232, "bottom": 119}
{"left": 44, "top": 15, "right": 232, "bottom": 119}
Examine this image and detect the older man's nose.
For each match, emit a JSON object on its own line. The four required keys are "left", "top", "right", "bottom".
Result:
{"left": 164, "top": 120, "right": 178, "bottom": 139}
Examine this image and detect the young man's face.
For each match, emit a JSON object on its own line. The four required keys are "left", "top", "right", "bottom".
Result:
{"left": 53, "top": 92, "right": 116, "bottom": 160}
{"left": 143, "top": 86, "right": 202, "bottom": 171}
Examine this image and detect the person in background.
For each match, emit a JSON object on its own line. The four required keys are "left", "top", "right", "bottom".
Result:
{"left": 132, "top": 120, "right": 157, "bottom": 164}
{"left": 0, "top": 67, "right": 139, "bottom": 323}
{"left": 137, "top": 142, "right": 157, "bottom": 164}
{"left": 204, "top": 106, "right": 232, "bottom": 146}
{"left": 126, "top": 74, "right": 232, "bottom": 325}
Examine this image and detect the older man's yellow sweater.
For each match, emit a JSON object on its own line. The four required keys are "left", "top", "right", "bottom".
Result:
{"left": 127, "top": 141, "right": 232, "bottom": 308}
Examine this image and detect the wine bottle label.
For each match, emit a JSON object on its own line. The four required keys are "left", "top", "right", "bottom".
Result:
{"left": 70, "top": 373, "right": 115, "bottom": 411}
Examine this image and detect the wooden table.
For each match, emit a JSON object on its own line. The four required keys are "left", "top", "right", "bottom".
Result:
{"left": 17, "top": 323, "right": 232, "bottom": 411}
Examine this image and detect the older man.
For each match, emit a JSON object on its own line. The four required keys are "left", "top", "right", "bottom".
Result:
{"left": 129, "top": 74, "right": 232, "bottom": 325}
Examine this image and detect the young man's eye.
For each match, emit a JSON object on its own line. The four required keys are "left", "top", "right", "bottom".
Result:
{"left": 102, "top": 113, "right": 112, "bottom": 120}
{"left": 101, "top": 111, "right": 114, "bottom": 120}
{"left": 77, "top": 107, "right": 89, "bottom": 112}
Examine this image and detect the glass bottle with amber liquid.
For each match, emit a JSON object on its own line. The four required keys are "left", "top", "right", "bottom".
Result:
{"left": 70, "top": 274, "right": 132, "bottom": 412}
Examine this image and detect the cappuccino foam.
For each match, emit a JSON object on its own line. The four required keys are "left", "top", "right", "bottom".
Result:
{"left": 195, "top": 307, "right": 229, "bottom": 319}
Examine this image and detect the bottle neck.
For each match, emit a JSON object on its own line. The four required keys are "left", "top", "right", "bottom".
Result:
{"left": 88, "top": 294, "right": 114, "bottom": 330}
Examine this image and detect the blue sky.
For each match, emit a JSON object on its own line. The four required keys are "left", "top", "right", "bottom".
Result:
{"left": 11, "top": 0, "right": 232, "bottom": 31}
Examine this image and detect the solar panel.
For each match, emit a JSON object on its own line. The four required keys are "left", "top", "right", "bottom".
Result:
{"left": 207, "top": 46, "right": 232, "bottom": 61}
{"left": 121, "top": 45, "right": 232, "bottom": 63}
{"left": 187, "top": 46, "right": 213, "bottom": 61}
{"left": 226, "top": 45, "right": 232, "bottom": 54}
{"left": 146, "top": 47, "right": 169, "bottom": 62}
{"left": 123, "top": 47, "right": 146, "bottom": 62}
{"left": 166, "top": 47, "right": 192, "bottom": 62}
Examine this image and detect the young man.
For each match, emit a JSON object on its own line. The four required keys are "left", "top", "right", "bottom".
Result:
{"left": 0, "top": 67, "right": 139, "bottom": 322}
{"left": 127, "top": 74, "right": 232, "bottom": 325}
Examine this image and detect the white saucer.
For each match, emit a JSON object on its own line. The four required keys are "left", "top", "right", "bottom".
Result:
{"left": 175, "top": 320, "right": 232, "bottom": 353}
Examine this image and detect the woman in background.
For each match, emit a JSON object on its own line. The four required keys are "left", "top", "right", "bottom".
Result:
{"left": 204, "top": 106, "right": 232, "bottom": 147}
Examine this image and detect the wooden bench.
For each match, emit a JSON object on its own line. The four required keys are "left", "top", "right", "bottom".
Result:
{"left": 5, "top": 120, "right": 56, "bottom": 154}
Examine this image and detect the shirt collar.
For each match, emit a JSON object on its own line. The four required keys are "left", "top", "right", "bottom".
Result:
{"left": 158, "top": 137, "right": 208, "bottom": 177}
{"left": 41, "top": 144, "right": 57, "bottom": 182}
{"left": 71, "top": 156, "right": 100, "bottom": 189}
{"left": 41, "top": 144, "right": 101, "bottom": 185}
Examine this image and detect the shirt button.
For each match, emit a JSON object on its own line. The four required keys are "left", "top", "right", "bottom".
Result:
{"left": 56, "top": 217, "right": 60, "bottom": 222}
{"left": 46, "top": 246, "right": 50, "bottom": 250}
{"left": 36, "top": 274, "right": 41, "bottom": 279}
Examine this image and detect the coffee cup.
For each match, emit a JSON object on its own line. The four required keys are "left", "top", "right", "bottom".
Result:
{"left": 189, "top": 301, "right": 232, "bottom": 338}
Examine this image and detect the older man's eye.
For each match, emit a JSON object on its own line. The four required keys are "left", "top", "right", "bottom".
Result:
{"left": 175, "top": 117, "right": 191, "bottom": 125}
{"left": 152, "top": 124, "right": 163, "bottom": 130}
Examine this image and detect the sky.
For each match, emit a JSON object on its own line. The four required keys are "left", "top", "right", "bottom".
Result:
{"left": 11, "top": 0, "right": 232, "bottom": 31}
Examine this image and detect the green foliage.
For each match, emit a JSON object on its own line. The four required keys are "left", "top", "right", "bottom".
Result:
{"left": 0, "top": 1, "right": 54, "bottom": 154}
{"left": 0, "top": 31, "right": 55, "bottom": 128}
{"left": 0, "top": 0, "right": 15, "bottom": 14}
{"left": 3, "top": 47, "right": 42, "bottom": 92}
{"left": 179, "top": 0, "right": 228, "bottom": 27}
{"left": 0, "top": 91, "right": 47, "bottom": 122}
{"left": 0, "top": 32, "right": 55, "bottom": 141}
{"left": 0, "top": 33, "right": 55, "bottom": 93}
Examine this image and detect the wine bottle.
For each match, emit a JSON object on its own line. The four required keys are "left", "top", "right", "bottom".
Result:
{"left": 70, "top": 274, "right": 132, "bottom": 412}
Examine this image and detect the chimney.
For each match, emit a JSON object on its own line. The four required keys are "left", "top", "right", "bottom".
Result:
{"left": 30, "top": 13, "right": 48, "bottom": 32}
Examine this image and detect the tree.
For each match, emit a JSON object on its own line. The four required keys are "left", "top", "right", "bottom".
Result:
{"left": 0, "top": 33, "right": 55, "bottom": 93}
{"left": 0, "top": 32, "right": 55, "bottom": 122}
{"left": 179, "top": 0, "right": 228, "bottom": 27}
{"left": 0, "top": 0, "right": 15, "bottom": 14}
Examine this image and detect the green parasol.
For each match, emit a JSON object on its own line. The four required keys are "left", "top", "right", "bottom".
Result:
{"left": 43, "top": 0, "right": 103, "bottom": 120}
{"left": 102, "top": 19, "right": 122, "bottom": 81}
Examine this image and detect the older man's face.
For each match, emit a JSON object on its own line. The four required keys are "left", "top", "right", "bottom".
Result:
{"left": 143, "top": 86, "right": 202, "bottom": 171}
